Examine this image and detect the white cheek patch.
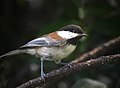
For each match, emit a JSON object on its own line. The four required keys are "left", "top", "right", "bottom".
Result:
{"left": 57, "top": 31, "right": 79, "bottom": 39}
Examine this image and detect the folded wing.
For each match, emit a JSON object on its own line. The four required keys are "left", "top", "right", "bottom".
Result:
{"left": 20, "top": 37, "right": 66, "bottom": 49}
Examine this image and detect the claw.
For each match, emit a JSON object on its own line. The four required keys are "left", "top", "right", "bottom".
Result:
{"left": 41, "top": 72, "right": 46, "bottom": 81}
{"left": 67, "top": 63, "right": 72, "bottom": 68}
{"left": 55, "top": 61, "right": 72, "bottom": 69}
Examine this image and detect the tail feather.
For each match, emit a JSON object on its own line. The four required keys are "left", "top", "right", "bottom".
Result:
{"left": 0, "top": 49, "right": 25, "bottom": 61}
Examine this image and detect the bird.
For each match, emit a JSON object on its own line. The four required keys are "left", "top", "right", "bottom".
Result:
{"left": 0, "top": 24, "right": 87, "bottom": 80}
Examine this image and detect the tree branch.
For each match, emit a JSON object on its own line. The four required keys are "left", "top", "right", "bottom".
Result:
{"left": 17, "top": 54, "right": 120, "bottom": 88}
{"left": 17, "top": 36, "right": 120, "bottom": 88}
{"left": 72, "top": 36, "right": 120, "bottom": 63}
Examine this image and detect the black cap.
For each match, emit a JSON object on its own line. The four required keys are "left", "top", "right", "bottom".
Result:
{"left": 59, "top": 24, "right": 85, "bottom": 34}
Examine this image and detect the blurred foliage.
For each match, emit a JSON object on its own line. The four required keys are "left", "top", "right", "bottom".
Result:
{"left": 0, "top": 0, "right": 120, "bottom": 88}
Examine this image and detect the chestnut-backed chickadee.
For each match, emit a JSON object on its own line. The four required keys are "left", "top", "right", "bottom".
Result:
{"left": 0, "top": 24, "right": 87, "bottom": 79}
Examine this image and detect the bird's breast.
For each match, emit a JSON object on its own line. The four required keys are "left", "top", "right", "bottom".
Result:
{"left": 35, "top": 44, "right": 76, "bottom": 61}
{"left": 53, "top": 44, "right": 76, "bottom": 60}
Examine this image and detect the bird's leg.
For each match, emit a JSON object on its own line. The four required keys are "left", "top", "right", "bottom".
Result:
{"left": 40, "top": 57, "right": 45, "bottom": 80}
{"left": 55, "top": 60, "right": 72, "bottom": 68}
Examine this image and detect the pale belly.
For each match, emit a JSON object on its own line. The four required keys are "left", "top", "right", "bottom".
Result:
{"left": 27, "top": 44, "right": 76, "bottom": 61}
{"left": 50, "top": 44, "right": 76, "bottom": 61}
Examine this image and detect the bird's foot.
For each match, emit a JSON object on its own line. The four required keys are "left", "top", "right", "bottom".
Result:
{"left": 41, "top": 72, "right": 46, "bottom": 82}
{"left": 67, "top": 63, "right": 72, "bottom": 69}
{"left": 56, "top": 62, "right": 72, "bottom": 69}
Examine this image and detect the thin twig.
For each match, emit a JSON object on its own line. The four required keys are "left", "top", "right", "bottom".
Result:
{"left": 72, "top": 36, "right": 120, "bottom": 63}
{"left": 17, "top": 54, "right": 120, "bottom": 88}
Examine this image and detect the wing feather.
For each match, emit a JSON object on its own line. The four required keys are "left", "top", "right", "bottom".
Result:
{"left": 20, "top": 37, "right": 66, "bottom": 49}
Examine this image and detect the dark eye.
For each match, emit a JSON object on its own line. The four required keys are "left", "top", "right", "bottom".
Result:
{"left": 67, "top": 29, "right": 76, "bottom": 33}
{"left": 73, "top": 29, "right": 76, "bottom": 33}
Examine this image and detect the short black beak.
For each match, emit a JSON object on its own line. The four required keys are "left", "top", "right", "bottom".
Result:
{"left": 81, "top": 33, "right": 88, "bottom": 37}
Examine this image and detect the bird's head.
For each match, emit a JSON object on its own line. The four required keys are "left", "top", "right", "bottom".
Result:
{"left": 57, "top": 24, "right": 88, "bottom": 40}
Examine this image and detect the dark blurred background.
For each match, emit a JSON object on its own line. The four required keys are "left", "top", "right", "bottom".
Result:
{"left": 0, "top": 0, "right": 120, "bottom": 88}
